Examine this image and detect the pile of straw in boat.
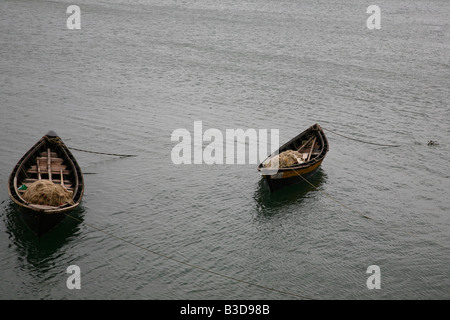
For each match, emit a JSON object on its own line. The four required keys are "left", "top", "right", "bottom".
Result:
{"left": 264, "top": 150, "right": 304, "bottom": 168}
{"left": 22, "top": 180, "right": 74, "bottom": 207}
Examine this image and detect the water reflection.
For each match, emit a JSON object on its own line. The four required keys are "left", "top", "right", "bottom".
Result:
{"left": 253, "top": 169, "right": 327, "bottom": 218}
{"left": 3, "top": 201, "right": 85, "bottom": 271}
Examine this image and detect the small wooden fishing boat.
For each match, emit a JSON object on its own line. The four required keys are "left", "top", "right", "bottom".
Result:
{"left": 257, "top": 123, "right": 329, "bottom": 192}
{"left": 7, "top": 130, "right": 84, "bottom": 236}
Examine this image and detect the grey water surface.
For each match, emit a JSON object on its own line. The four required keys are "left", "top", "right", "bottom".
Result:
{"left": 0, "top": 0, "right": 449, "bottom": 299}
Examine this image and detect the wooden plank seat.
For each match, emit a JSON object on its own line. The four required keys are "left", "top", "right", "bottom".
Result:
{"left": 28, "top": 165, "right": 69, "bottom": 175}
{"left": 40, "top": 151, "right": 58, "bottom": 158}
{"left": 23, "top": 178, "right": 72, "bottom": 187}
{"left": 36, "top": 157, "right": 64, "bottom": 165}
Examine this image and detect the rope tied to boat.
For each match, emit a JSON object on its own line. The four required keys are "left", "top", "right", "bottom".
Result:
{"left": 323, "top": 127, "right": 401, "bottom": 147}
{"left": 288, "top": 169, "right": 373, "bottom": 220}
{"left": 68, "top": 147, "right": 137, "bottom": 158}
{"left": 44, "top": 136, "right": 137, "bottom": 157}
{"left": 64, "top": 213, "right": 316, "bottom": 300}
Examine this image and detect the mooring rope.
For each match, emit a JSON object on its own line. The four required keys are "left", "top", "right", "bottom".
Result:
{"left": 64, "top": 213, "right": 316, "bottom": 300}
{"left": 288, "top": 168, "right": 372, "bottom": 220}
{"left": 323, "top": 127, "right": 401, "bottom": 147}
{"left": 68, "top": 147, "right": 137, "bottom": 158}
{"left": 44, "top": 136, "right": 137, "bottom": 158}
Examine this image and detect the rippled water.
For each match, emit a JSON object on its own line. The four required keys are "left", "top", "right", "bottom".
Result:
{"left": 0, "top": 0, "right": 449, "bottom": 300}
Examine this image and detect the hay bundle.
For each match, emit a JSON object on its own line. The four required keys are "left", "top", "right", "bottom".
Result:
{"left": 264, "top": 150, "right": 304, "bottom": 168}
{"left": 22, "top": 180, "right": 74, "bottom": 207}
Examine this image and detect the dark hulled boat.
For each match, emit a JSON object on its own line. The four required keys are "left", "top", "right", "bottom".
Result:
{"left": 7, "top": 131, "right": 84, "bottom": 236}
{"left": 257, "top": 123, "right": 329, "bottom": 192}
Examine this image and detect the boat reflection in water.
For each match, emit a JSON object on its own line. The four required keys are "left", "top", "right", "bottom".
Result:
{"left": 4, "top": 201, "right": 85, "bottom": 270}
{"left": 253, "top": 168, "right": 327, "bottom": 218}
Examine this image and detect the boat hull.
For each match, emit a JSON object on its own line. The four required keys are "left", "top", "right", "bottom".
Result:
{"left": 19, "top": 207, "right": 68, "bottom": 237}
{"left": 262, "top": 159, "right": 323, "bottom": 192}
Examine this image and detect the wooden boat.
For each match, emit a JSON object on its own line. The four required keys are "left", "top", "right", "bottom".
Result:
{"left": 7, "top": 130, "right": 84, "bottom": 236}
{"left": 257, "top": 123, "right": 329, "bottom": 192}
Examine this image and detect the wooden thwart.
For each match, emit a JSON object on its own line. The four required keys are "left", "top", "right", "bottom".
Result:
{"left": 40, "top": 151, "right": 58, "bottom": 157}
{"left": 36, "top": 157, "right": 64, "bottom": 164}
{"left": 28, "top": 166, "right": 69, "bottom": 174}
{"left": 23, "top": 178, "right": 72, "bottom": 185}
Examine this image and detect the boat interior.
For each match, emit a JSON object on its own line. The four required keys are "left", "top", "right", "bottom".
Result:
{"left": 16, "top": 143, "right": 75, "bottom": 197}
{"left": 280, "top": 131, "right": 323, "bottom": 163}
